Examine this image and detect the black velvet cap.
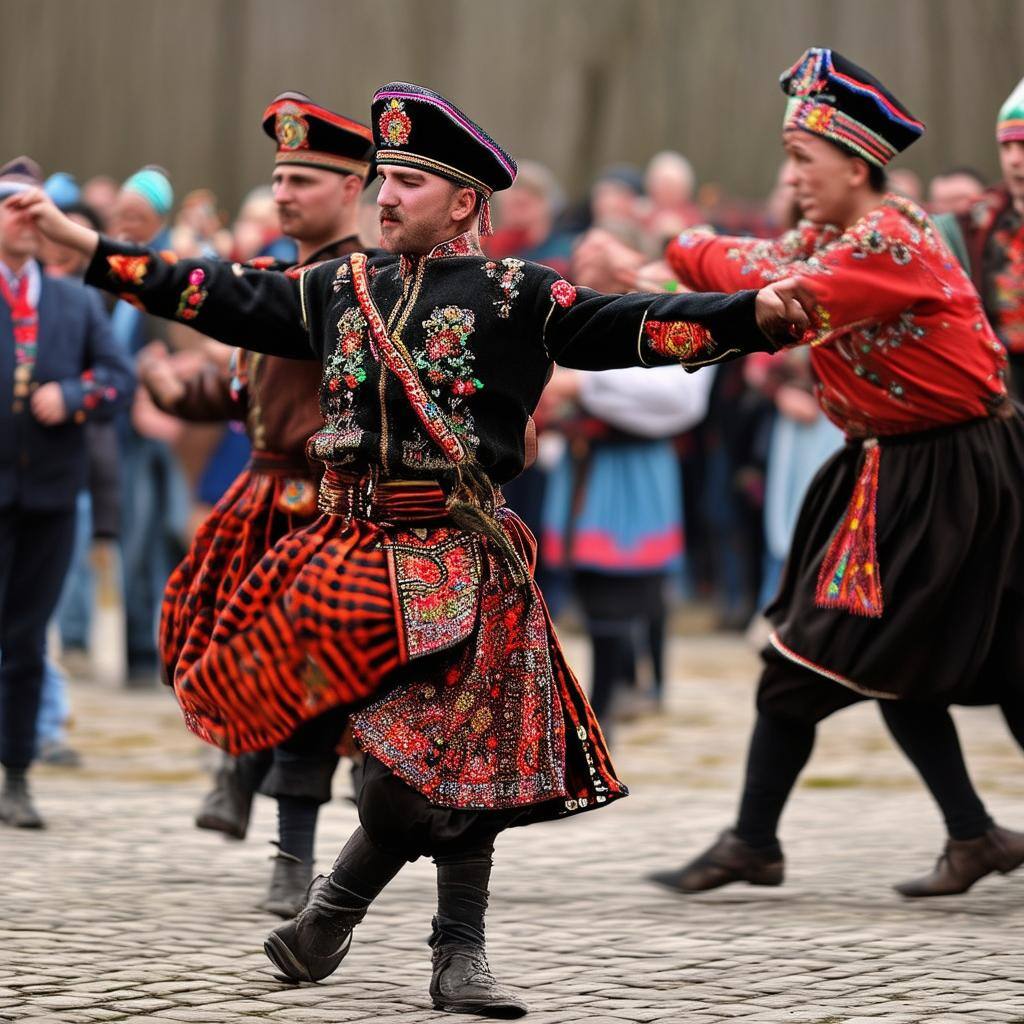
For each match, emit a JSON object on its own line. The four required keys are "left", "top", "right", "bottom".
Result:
{"left": 371, "top": 82, "right": 516, "bottom": 196}
{"left": 779, "top": 48, "right": 924, "bottom": 167}
{"left": 262, "top": 92, "right": 374, "bottom": 178}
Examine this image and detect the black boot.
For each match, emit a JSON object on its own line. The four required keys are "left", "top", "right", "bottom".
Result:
{"left": 260, "top": 847, "right": 313, "bottom": 919}
{"left": 429, "top": 845, "right": 527, "bottom": 1018}
{"left": 0, "top": 770, "right": 44, "bottom": 829}
{"left": 648, "top": 829, "right": 784, "bottom": 893}
{"left": 263, "top": 826, "right": 404, "bottom": 982}
{"left": 195, "top": 753, "right": 258, "bottom": 840}
{"left": 430, "top": 940, "right": 527, "bottom": 1018}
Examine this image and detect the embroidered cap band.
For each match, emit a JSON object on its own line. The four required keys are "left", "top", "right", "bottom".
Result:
{"left": 779, "top": 47, "right": 924, "bottom": 167}
{"left": 262, "top": 92, "right": 374, "bottom": 178}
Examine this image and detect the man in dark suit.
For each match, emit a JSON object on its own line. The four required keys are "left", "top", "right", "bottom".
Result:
{"left": 0, "top": 157, "right": 134, "bottom": 828}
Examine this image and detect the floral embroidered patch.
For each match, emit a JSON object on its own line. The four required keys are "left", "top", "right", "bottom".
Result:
{"left": 484, "top": 259, "right": 525, "bottom": 318}
{"left": 175, "top": 268, "right": 208, "bottom": 321}
{"left": 325, "top": 306, "right": 369, "bottom": 393}
{"left": 644, "top": 319, "right": 713, "bottom": 360}
{"left": 275, "top": 106, "right": 309, "bottom": 150}
{"left": 107, "top": 254, "right": 149, "bottom": 285}
{"left": 551, "top": 279, "right": 577, "bottom": 308}
{"left": 379, "top": 97, "right": 412, "bottom": 147}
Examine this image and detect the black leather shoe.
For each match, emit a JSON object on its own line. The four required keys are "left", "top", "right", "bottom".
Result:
{"left": 260, "top": 849, "right": 313, "bottom": 919}
{"left": 195, "top": 758, "right": 255, "bottom": 840}
{"left": 648, "top": 829, "right": 784, "bottom": 893}
{"left": 263, "top": 875, "right": 366, "bottom": 982}
{"left": 895, "top": 824, "right": 1024, "bottom": 897}
{"left": 0, "top": 776, "right": 45, "bottom": 829}
{"left": 430, "top": 943, "right": 527, "bottom": 1018}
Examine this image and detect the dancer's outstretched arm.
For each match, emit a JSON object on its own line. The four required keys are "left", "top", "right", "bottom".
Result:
{"left": 8, "top": 188, "right": 315, "bottom": 360}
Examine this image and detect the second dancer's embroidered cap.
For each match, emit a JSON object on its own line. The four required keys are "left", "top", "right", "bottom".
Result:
{"left": 997, "top": 76, "right": 1024, "bottom": 143}
{"left": 262, "top": 92, "right": 375, "bottom": 178}
{"left": 371, "top": 82, "right": 517, "bottom": 233}
{"left": 779, "top": 47, "right": 924, "bottom": 167}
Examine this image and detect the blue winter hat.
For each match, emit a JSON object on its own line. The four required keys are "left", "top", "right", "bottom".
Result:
{"left": 44, "top": 171, "right": 81, "bottom": 209}
{"left": 122, "top": 165, "right": 174, "bottom": 216}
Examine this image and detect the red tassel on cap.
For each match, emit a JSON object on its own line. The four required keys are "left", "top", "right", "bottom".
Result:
{"left": 478, "top": 195, "right": 493, "bottom": 236}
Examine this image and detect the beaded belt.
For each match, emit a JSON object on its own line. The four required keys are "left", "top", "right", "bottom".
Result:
{"left": 317, "top": 468, "right": 450, "bottom": 523}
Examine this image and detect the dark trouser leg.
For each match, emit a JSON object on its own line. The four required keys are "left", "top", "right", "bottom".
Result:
{"left": 431, "top": 838, "right": 496, "bottom": 949}
{"left": 734, "top": 650, "right": 863, "bottom": 848}
{"left": 0, "top": 507, "right": 77, "bottom": 773}
{"left": 260, "top": 707, "right": 348, "bottom": 918}
{"left": 878, "top": 702, "right": 993, "bottom": 840}
{"left": 734, "top": 712, "right": 816, "bottom": 849}
{"left": 588, "top": 629, "right": 630, "bottom": 724}
{"left": 651, "top": 651, "right": 861, "bottom": 893}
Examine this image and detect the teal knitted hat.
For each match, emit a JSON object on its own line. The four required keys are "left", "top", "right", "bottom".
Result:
{"left": 122, "top": 165, "right": 174, "bottom": 216}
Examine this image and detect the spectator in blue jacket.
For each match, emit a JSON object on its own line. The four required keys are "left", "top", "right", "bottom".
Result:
{"left": 0, "top": 157, "right": 134, "bottom": 828}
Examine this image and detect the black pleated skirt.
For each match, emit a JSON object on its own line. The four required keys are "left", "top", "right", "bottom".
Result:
{"left": 765, "top": 404, "right": 1024, "bottom": 706}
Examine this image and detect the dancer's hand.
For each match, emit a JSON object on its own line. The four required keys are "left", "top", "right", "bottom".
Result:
{"left": 4, "top": 188, "right": 99, "bottom": 257}
{"left": 137, "top": 341, "right": 187, "bottom": 407}
{"left": 755, "top": 277, "right": 815, "bottom": 345}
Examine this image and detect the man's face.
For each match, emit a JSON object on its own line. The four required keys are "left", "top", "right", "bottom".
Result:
{"left": 271, "top": 166, "right": 351, "bottom": 242}
{"left": 0, "top": 195, "right": 40, "bottom": 260}
{"left": 111, "top": 191, "right": 164, "bottom": 244}
{"left": 376, "top": 167, "right": 474, "bottom": 254}
{"left": 781, "top": 131, "right": 864, "bottom": 226}
{"left": 928, "top": 173, "right": 985, "bottom": 216}
{"left": 999, "top": 140, "right": 1024, "bottom": 205}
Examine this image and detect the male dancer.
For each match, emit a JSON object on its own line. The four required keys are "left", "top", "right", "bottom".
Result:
{"left": 139, "top": 92, "right": 375, "bottom": 916}
{"left": 636, "top": 49, "right": 1024, "bottom": 898}
{"left": 940, "top": 75, "right": 1024, "bottom": 398}
{"left": 17, "top": 82, "right": 808, "bottom": 1016}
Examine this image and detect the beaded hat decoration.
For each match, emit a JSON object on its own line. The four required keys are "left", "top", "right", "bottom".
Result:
{"left": 779, "top": 47, "right": 924, "bottom": 167}
{"left": 370, "top": 82, "right": 517, "bottom": 234}
{"left": 261, "top": 92, "right": 374, "bottom": 178}
{"left": 997, "top": 76, "right": 1024, "bottom": 143}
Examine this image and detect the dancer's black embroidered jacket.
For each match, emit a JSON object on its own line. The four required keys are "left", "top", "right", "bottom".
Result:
{"left": 90, "top": 231, "right": 768, "bottom": 484}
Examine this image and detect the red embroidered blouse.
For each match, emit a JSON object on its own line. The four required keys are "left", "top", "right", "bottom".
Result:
{"left": 665, "top": 195, "right": 1009, "bottom": 438}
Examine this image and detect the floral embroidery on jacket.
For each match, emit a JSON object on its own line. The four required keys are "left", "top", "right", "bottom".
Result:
{"left": 107, "top": 254, "right": 149, "bottom": 285}
{"left": 643, "top": 319, "right": 714, "bottom": 360}
{"left": 316, "top": 305, "right": 370, "bottom": 452}
{"left": 411, "top": 306, "right": 482, "bottom": 452}
{"left": 484, "top": 258, "right": 525, "bottom": 318}
{"left": 176, "top": 268, "right": 208, "bottom": 321}
{"left": 550, "top": 279, "right": 577, "bottom": 308}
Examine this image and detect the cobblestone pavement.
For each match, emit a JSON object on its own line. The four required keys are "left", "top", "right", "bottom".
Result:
{"left": 2, "top": 632, "right": 1023, "bottom": 1024}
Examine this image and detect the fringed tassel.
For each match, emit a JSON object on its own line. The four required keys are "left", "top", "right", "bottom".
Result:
{"left": 449, "top": 460, "right": 530, "bottom": 587}
{"left": 478, "top": 195, "right": 494, "bottom": 236}
{"left": 814, "top": 440, "right": 883, "bottom": 617}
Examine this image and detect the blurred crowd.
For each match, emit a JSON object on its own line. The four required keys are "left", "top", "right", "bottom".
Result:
{"left": 16, "top": 139, "right": 1014, "bottom": 760}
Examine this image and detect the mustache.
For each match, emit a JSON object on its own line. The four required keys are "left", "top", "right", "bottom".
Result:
{"left": 379, "top": 208, "right": 402, "bottom": 224}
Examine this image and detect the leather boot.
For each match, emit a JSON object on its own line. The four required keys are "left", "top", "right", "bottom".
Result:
{"left": 648, "top": 829, "right": 784, "bottom": 893}
{"left": 260, "top": 848, "right": 313, "bottom": 919}
{"left": 264, "top": 874, "right": 367, "bottom": 982}
{"left": 195, "top": 754, "right": 255, "bottom": 840}
{"left": 0, "top": 773, "right": 44, "bottom": 829}
{"left": 430, "top": 941, "right": 527, "bottom": 1018}
{"left": 895, "top": 824, "right": 1024, "bottom": 897}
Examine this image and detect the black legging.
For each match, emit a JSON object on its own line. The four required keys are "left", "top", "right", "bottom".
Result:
{"left": 735, "top": 698, "right": 995, "bottom": 849}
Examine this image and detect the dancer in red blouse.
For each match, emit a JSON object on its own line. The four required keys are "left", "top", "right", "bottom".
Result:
{"left": 647, "top": 48, "right": 1024, "bottom": 899}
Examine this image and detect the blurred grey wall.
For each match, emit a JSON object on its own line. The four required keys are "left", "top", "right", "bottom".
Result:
{"left": 2, "top": 0, "right": 1022, "bottom": 212}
